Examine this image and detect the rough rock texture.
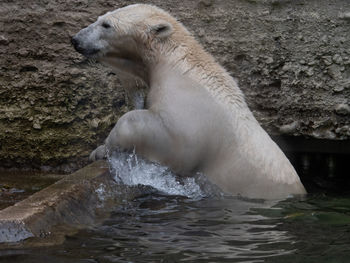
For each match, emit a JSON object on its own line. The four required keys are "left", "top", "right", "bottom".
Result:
{"left": 0, "top": 0, "right": 349, "bottom": 171}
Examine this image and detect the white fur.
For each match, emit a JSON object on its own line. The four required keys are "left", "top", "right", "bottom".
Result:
{"left": 74, "top": 4, "right": 306, "bottom": 199}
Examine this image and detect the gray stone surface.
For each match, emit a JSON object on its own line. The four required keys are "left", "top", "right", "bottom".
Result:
{"left": 0, "top": 0, "right": 349, "bottom": 171}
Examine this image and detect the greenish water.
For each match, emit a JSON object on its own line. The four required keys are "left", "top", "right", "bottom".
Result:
{"left": 0, "top": 193, "right": 350, "bottom": 263}
{"left": 0, "top": 151, "right": 349, "bottom": 262}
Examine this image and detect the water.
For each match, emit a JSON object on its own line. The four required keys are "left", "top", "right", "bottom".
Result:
{"left": 0, "top": 171, "right": 62, "bottom": 210}
{"left": 0, "top": 150, "right": 350, "bottom": 262}
{"left": 108, "top": 150, "right": 221, "bottom": 200}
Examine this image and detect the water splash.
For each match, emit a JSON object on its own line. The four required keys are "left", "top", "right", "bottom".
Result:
{"left": 108, "top": 150, "right": 209, "bottom": 199}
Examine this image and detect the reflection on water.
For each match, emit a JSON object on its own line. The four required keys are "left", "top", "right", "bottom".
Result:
{"left": 60, "top": 196, "right": 291, "bottom": 263}
{"left": 0, "top": 150, "right": 350, "bottom": 262}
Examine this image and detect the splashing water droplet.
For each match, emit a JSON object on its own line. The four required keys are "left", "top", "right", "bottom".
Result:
{"left": 108, "top": 150, "right": 211, "bottom": 199}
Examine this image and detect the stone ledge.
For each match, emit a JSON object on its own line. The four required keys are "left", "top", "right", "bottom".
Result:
{"left": 0, "top": 160, "right": 146, "bottom": 244}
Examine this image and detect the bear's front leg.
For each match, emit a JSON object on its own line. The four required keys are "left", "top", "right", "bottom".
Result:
{"left": 89, "top": 144, "right": 107, "bottom": 161}
{"left": 89, "top": 110, "right": 172, "bottom": 162}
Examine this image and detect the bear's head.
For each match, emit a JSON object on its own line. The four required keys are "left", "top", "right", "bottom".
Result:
{"left": 72, "top": 4, "right": 187, "bottom": 80}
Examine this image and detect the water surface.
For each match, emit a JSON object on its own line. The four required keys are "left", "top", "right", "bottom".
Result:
{"left": 0, "top": 171, "right": 62, "bottom": 210}
{"left": 0, "top": 150, "right": 349, "bottom": 263}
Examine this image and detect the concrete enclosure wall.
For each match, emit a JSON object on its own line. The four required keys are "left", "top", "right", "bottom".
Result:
{"left": 0, "top": 0, "right": 349, "bottom": 171}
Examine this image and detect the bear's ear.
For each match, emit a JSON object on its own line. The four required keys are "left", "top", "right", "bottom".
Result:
{"left": 150, "top": 21, "right": 173, "bottom": 39}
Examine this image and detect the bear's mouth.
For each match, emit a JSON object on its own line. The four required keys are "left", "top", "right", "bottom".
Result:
{"left": 81, "top": 48, "right": 101, "bottom": 58}
{"left": 71, "top": 36, "right": 101, "bottom": 58}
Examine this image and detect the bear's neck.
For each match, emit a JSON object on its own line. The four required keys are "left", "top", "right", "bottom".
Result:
{"left": 148, "top": 37, "right": 257, "bottom": 123}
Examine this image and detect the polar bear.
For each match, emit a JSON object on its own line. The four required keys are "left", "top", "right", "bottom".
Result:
{"left": 72, "top": 4, "right": 306, "bottom": 199}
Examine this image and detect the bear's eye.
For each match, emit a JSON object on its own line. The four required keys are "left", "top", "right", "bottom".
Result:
{"left": 102, "top": 22, "right": 111, "bottom": 29}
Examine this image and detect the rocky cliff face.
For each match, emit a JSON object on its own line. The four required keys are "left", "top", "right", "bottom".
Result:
{"left": 0, "top": 0, "right": 349, "bottom": 171}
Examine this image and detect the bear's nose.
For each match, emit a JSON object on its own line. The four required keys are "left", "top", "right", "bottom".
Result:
{"left": 71, "top": 36, "right": 79, "bottom": 50}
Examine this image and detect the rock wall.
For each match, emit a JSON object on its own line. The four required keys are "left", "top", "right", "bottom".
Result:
{"left": 0, "top": 0, "right": 349, "bottom": 171}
